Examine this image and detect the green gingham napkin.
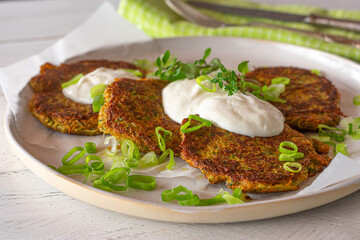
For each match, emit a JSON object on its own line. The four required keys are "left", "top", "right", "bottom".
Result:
{"left": 118, "top": 0, "right": 360, "bottom": 63}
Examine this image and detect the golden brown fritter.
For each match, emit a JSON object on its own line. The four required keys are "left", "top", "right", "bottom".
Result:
{"left": 29, "top": 60, "right": 140, "bottom": 135}
{"left": 245, "top": 67, "right": 342, "bottom": 131}
{"left": 98, "top": 78, "right": 182, "bottom": 155}
{"left": 29, "top": 91, "right": 100, "bottom": 135}
{"left": 180, "top": 118, "right": 331, "bottom": 193}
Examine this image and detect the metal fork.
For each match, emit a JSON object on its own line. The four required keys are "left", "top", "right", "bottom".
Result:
{"left": 164, "top": 0, "right": 360, "bottom": 48}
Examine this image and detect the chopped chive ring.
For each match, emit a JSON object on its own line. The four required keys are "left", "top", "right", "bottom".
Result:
{"left": 127, "top": 175, "right": 156, "bottom": 191}
{"left": 91, "top": 84, "right": 107, "bottom": 98}
{"left": 196, "top": 75, "right": 216, "bottom": 92}
{"left": 335, "top": 143, "right": 349, "bottom": 156}
{"left": 271, "top": 77, "right": 290, "bottom": 85}
{"left": 158, "top": 149, "right": 175, "bottom": 170}
{"left": 139, "top": 151, "right": 158, "bottom": 167}
{"left": 125, "top": 157, "right": 139, "bottom": 168}
{"left": 85, "top": 155, "right": 104, "bottom": 171}
{"left": 180, "top": 115, "right": 212, "bottom": 133}
{"left": 121, "top": 139, "right": 140, "bottom": 161}
{"left": 155, "top": 127, "right": 173, "bottom": 152}
{"left": 283, "top": 162, "right": 302, "bottom": 173}
{"left": 62, "top": 146, "right": 85, "bottom": 165}
{"left": 318, "top": 124, "right": 346, "bottom": 142}
{"left": 61, "top": 73, "right": 83, "bottom": 89}
{"left": 84, "top": 142, "right": 97, "bottom": 154}
{"left": 104, "top": 136, "right": 118, "bottom": 155}
{"left": 279, "top": 141, "right": 298, "bottom": 154}
{"left": 101, "top": 167, "right": 130, "bottom": 191}
{"left": 92, "top": 94, "right": 104, "bottom": 113}
{"left": 353, "top": 95, "right": 360, "bottom": 105}
{"left": 58, "top": 164, "right": 88, "bottom": 175}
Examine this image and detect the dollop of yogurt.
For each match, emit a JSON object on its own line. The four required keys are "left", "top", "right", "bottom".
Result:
{"left": 62, "top": 67, "right": 139, "bottom": 104}
{"left": 162, "top": 79, "right": 285, "bottom": 137}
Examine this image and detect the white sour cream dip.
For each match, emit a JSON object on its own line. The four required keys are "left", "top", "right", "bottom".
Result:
{"left": 62, "top": 67, "right": 139, "bottom": 104}
{"left": 162, "top": 79, "right": 285, "bottom": 137}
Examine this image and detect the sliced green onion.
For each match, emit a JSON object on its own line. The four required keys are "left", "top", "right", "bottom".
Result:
{"left": 271, "top": 77, "right": 290, "bottom": 85}
{"left": 85, "top": 155, "right": 104, "bottom": 172}
{"left": 117, "top": 68, "right": 143, "bottom": 78}
{"left": 101, "top": 167, "right": 130, "bottom": 191}
{"left": 279, "top": 152, "right": 304, "bottom": 161}
{"left": 121, "top": 139, "right": 140, "bottom": 159}
{"left": 196, "top": 75, "right": 216, "bottom": 92}
{"left": 127, "top": 175, "right": 156, "bottom": 191}
{"left": 196, "top": 194, "right": 226, "bottom": 206}
{"left": 159, "top": 148, "right": 175, "bottom": 170}
{"left": 93, "top": 176, "right": 112, "bottom": 192}
{"left": 161, "top": 185, "right": 194, "bottom": 202}
{"left": 279, "top": 141, "right": 298, "bottom": 154}
{"left": 178, "top": 195, "right": 200, "bottom": 206}
{"left": 111, "top": 157, "right": 126, "bottom": 169}
{"left": 180, "top": 115, "right": 212, "bottom": 133}
{"left": 353, "top": 95, "right": 360, "bottom": 105}
{"left": 62, "top": 146, "right": 85, "bottom": 165}
{"left": 318, "top": 124, "right": 346, "bottom": 142}
{"left": 311, "top": 69, "right": 322, "bottom": 76}
{"left": 262, "top": 85, "right": 286, "bottom": 103}
{"left": 161, "top": 189, "right": 176, "bottom": 202}
{"left": 219, "top": 189, "right": 244, "bottom": 204}
{"left": 139, "top": 151, "right": 158, "bottom": 167}
{"left": 84, "top": 142, "right": 97, "bottom": 154}
{"left": 58, "top": 164, "right": 88, "bottom": 175}
{"left": 125, "top": 157, "right": 139, "bottom": 168}
{"left": 91, "top": 84, "right": 107, "bottom": 98}
{"left": 335, "top": 143, "right": 349, "bottom": 156}
{"left": 283, "top": 162, "right": 302, "bottom": 173}
{"left": 61, "top": 73, "right": 83, "bottom": 89}
{"left": 244, "top": 82, "right": 261, "bottom": 96}
{"left": 92, "top": 94, "right": 104, "bottom": 113}
{"left": 350, "top": 129, "right": 360, "bottom": 141}
{"left": 104, "top": 136, "right": 118, "bottom": 155}
{"left": 155, "top": 127, "right": 173, "bottom": 152}
{"left": 310, "top": 135, "right": 331, "bottom": 142}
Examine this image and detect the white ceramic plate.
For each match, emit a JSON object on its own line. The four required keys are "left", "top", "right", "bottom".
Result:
{"left": 5, "top": 37, "right": 360, "bottom": 223}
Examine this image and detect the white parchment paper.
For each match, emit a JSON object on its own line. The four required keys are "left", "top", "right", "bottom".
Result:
{"left": 0, "top": 2, "right": 360, "bottom": 204}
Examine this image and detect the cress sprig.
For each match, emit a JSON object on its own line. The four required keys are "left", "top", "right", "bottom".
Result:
{"left": 154, "top": 48, "right": 220, "bottom": 81}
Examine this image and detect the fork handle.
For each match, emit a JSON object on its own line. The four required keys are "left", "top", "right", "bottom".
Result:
{"left": 306, "top": 14, "right": 360, "bottom": 32}
{"left": 247, "top": 22, "right": 360, "bottom": 48}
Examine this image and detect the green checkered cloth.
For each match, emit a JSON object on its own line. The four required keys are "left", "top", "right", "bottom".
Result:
{"left": 118, "top": 0, "right": 360, "bottom": 63}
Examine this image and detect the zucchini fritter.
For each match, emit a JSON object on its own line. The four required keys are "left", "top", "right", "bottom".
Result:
{"left": 245, "top": 67, "right": 342, "bottom": 131}
{"left": 29, "top": 60, "right": 139, "bottom": 135}
{"left": 180, "top": 118, "right": 331, "bottom": 193}
{"left": 98, "top": 78, "right": 182, "bottom": 155}
{"left": 29, "top": 91, "right": 99, "bottom": 135}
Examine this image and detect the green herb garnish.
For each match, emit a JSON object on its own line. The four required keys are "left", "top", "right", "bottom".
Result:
{"left": 154, "top": 48, "right": 220, "bottom": 81}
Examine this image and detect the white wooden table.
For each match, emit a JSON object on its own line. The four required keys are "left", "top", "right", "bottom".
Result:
{"left": 1, "top": 0, "right": 360, "bottom": 239}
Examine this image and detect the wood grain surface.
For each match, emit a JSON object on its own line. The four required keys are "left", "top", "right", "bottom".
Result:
{"left": 1, "top": 0, "right": 359, "bottom": 239}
